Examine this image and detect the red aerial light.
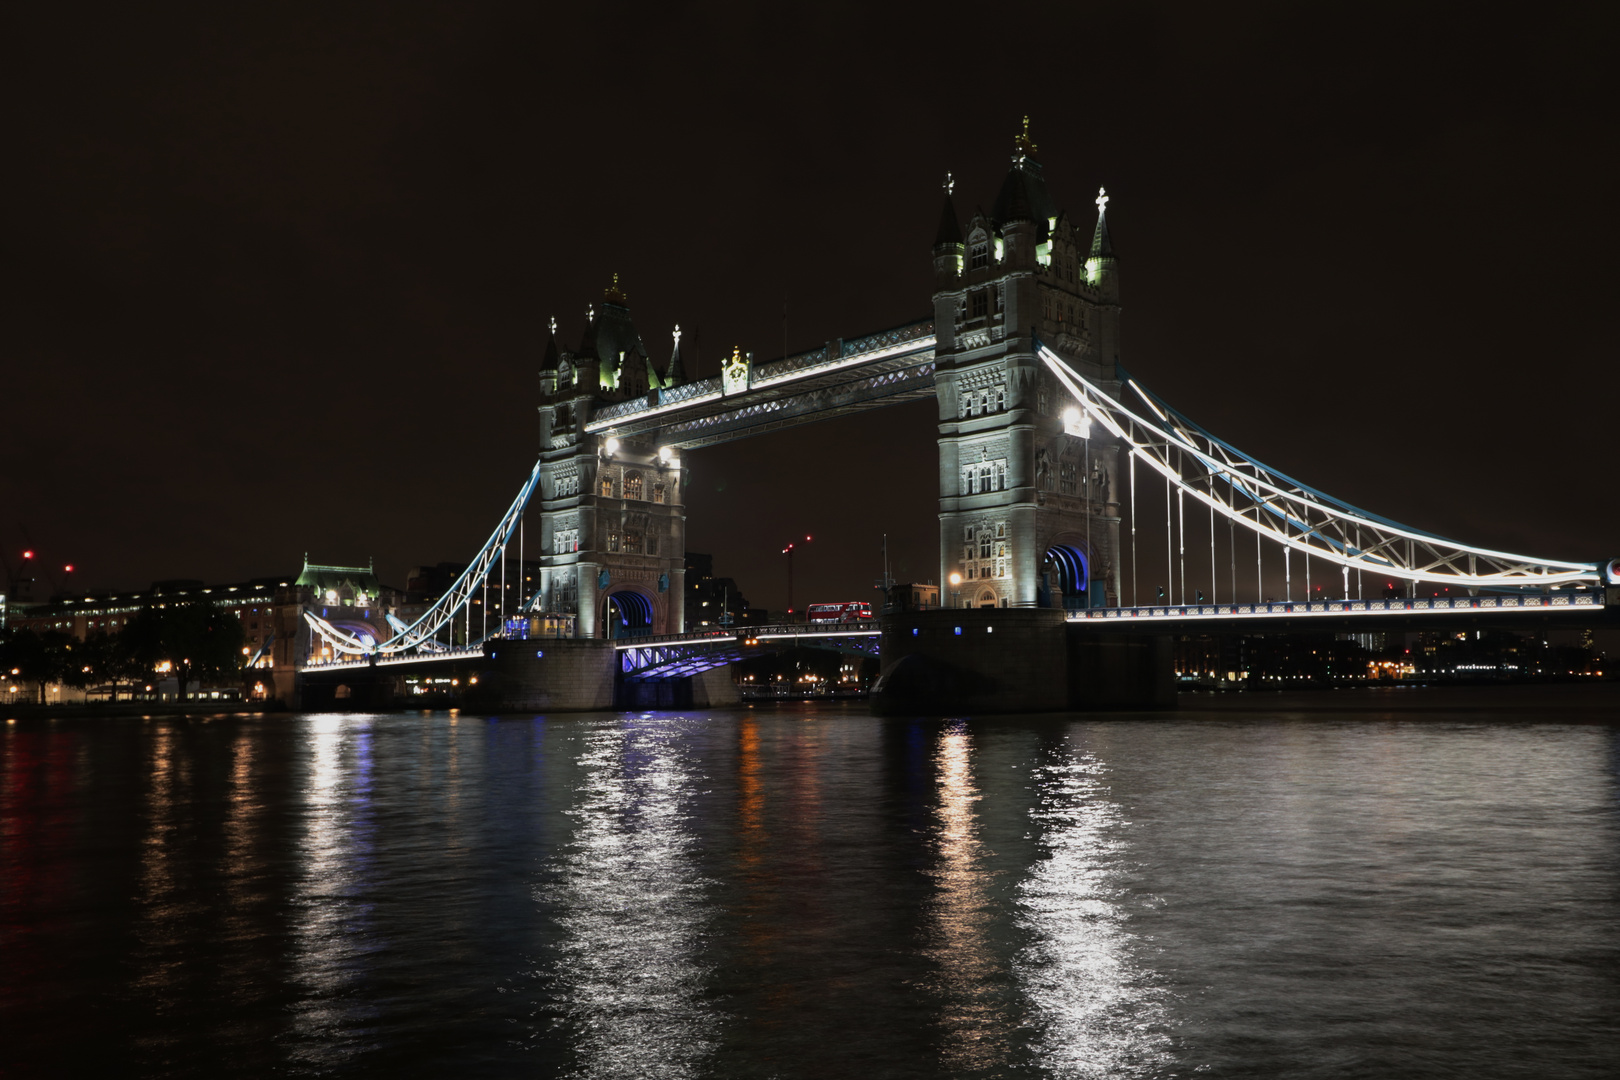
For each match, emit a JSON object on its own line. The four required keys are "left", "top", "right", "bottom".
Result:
{"left": 22, "top": 550, "right": 33, "bottom": 559}
{"left": 64, "top": 565, "right": 74, "bottom": 573}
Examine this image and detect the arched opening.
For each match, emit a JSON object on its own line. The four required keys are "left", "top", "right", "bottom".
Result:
{"left": 604, "top": 590, "right": 654, "bottom": 639}
{"left": 1040, "top": 545, "right": 1090, "bottom": 611}
{"left": 975, "top": 589, "right": 998, "bottom": 609}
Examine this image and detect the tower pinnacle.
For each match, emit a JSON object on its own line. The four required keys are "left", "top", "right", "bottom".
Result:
{"left": 1013, "top": 115, "right": 1037, "bottom": 161}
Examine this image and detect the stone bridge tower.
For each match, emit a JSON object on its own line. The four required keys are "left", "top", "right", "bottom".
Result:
{"left": 931, "top": 122, "right": 1124, "bottom": 610}
{"left": 535, "top": 277, "right": 689, "bottom": 638}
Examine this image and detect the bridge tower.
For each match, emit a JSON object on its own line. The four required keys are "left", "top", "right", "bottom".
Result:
{"left": 535, "top": 278, "right": 688, "bottom": 638}
{"left": 932, "top": 122, "right": 1124, "bottom": 610}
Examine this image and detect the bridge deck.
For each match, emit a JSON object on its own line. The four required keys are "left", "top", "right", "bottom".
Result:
{"left": 1070, "top": 592, "right": 1608, "bottom": 633}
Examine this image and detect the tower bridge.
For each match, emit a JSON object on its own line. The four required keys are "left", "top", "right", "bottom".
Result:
{"left": 295, "top": 124, "right": 1615, "bottom": 711}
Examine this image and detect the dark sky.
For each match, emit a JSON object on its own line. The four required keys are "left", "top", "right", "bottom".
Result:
{"left": 4, "top": 2, "right": 1616, "bottom": 613}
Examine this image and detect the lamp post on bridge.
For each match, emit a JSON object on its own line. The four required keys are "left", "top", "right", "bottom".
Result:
{"left": 949, "top": 571, "right": 962, "bottom": 609}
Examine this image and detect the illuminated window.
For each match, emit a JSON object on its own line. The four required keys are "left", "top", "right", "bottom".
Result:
{"left": 624, "top": 532, "right": 643, "bottom": 555}
{"left": 624, "top": 472, "right": 643, "bottom": 500}
{"left": 970, "top": 243, "right": 988, "bottom": 269}
{"left": 600, "top": 476, "right": 614, "bottom": 498}
{"left": 652, "top": 483, "right": 666, "bottom": 504}
{"left": 608, "top": 533, "right": 620, "bottom": 553}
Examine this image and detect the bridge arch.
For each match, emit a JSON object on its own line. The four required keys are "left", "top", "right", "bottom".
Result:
{"left": 602, "top": 588, "right": 656, "bottom": 639}
{"left": 1041, "top": 543, "right": 1091, "bottom": 611}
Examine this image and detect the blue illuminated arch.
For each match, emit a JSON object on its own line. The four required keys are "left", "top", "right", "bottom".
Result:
{"left": 1044, "top": 545, "right": 1089, "bottom": 611}
{"left": 606, "top": 591, "right": 654, "bottom": 639}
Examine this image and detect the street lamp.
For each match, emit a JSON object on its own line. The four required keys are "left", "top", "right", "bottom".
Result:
{"left": 949, "top": 571, "right": 962, "bottom": 608}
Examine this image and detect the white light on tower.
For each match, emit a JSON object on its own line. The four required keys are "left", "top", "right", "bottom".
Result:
{"left": 604, "top": 436, "right": 620, "bottom": 456}
{"left": 1062, "top": 406, "right": 1090, "bottom": 439}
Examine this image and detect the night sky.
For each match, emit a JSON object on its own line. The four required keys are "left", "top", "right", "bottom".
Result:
{"left": 5, "top": 3, "right": 1616, "bottom": 614}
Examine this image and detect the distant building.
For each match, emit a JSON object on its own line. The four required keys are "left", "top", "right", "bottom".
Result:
{"left": 684, "top": 552, "right": 759, "bottom": 631}
{"left": 889, "top": 582, "right": 940, "bottom": 611}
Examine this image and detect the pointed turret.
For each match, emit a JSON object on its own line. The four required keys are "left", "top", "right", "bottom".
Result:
{"left": 541, "top": 315, "right": 561, "bottom": 371}
{"left": 1085, "top": 187, "right": 1117, "bottom": 288}
{"left": 934, "top": 174, "right": 963, "bottom": 247}
{"left": 933, "top": 172, "right": 964, "bottom": 286}
{"left": 664, "top": 324, "right": 687, "bottom": 387}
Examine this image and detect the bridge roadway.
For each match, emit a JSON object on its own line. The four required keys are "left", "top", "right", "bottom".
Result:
{"left": 302, "top": 593, "right": 1608, "bottom": 681}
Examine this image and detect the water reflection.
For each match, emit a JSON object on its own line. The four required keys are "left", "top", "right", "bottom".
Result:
{"left": 1017, "top": 738, "right": 1171, "bottom": 1078}
{"left": 287, "top": 715, "right": 378, "bottom": 1068}
{"left": 926, "top": 721, "right": 1015, "bottom": 1073}
{"left": 541, "top": 716, "right": 718, "bottom": 1078}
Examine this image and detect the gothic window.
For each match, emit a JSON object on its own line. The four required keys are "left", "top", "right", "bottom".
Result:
{"left": 652, "top": 482, "right": 666, "bottom": 504}
{"left": 970, "top": 243, "right": 988, "bottom": 269}
{"left": 624, "top": 472, "right": 643, "bottom": 500}
{"left": 554, "top": 529, "right": 579, "bottom": 555}
{"left": 978, "top": 464, "right": 991, "bottom": 493}
{"left": 993, "top": 463, "right": 1006, "bottom": 491}
{"left": 1060, "top": 462, "right": 1079, "bottom": 496}
{"left": 961, "top": 466, "right": 975, "bottom": 495}
{"left": 995, "top": 285, "right": 1005, "bottom": 313}
{"left": 600, "top": 476, "right": 614, "bottom": 498}
{"left": 608, "top": 533, "right": 620, "bottom": 553}
{"left": 979, "top": 531, "right": 993, "bottom": 560}
{"left": 996, "top": 523, "right": 1006, "bottom": 538}
{"left": 971, "top": 291, "right": 987, "bottom": 319}
{"left": 978, "top": 389, "right": 989, "bottom": 413}
{"left": 648, "top": 534, "right": 658, "bottom": 555}
{"left": 994, "top": 385, "right": 1005, "bottom": 412}
{"left": 624, "top": 532, "right": 643, "bottom": 555}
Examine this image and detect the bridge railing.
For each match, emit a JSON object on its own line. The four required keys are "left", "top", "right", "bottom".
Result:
{"left": 1070, "top": 591, "right": 1606, "bottom": 622}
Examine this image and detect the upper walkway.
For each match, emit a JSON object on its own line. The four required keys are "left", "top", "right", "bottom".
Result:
{"left": 583, "top": 320, "right": 937, "bottom": 449}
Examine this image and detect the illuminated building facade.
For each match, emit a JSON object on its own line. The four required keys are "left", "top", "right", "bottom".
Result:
{"left": 535, "top": 278, "right": 689, "bottom": 638}
{"left": 932, "top": 121, "right": 1124, "bottom": 609}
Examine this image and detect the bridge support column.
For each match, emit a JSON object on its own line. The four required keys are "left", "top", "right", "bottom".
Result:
{"left": 871, "top": 609, "right": 1174, "bottom": 714}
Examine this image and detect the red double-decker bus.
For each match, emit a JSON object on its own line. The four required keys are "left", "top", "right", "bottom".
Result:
{"left": 806, "top": 601, "right": 873, "bottom": 624}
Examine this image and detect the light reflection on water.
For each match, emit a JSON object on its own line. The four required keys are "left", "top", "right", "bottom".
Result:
{"left": 287, "top": 715, "right": 379, "bottom": 1067}
{"left": 536, "top": 715, "right": 720, "bottom": 1079}
{"left": 926, "top": 721, "right": 1017, "bottom": 1073}
{"left": 3, "top": 705, "right": 1618, "bottom": 1077}
{"left": 1017, "top": 737, "right": 1172, "bottom": 1078}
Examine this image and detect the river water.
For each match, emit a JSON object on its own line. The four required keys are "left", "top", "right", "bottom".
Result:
{"left": 3, "top": 691, "right": 1618, "bottom": 1078}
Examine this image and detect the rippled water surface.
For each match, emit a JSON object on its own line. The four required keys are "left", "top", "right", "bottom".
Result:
{"left": 4, "top": 695, "right": 1619, "bottom": 1077}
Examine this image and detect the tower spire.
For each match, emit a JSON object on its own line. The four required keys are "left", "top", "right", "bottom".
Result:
{"left": 541, "top": 313, "right": 560, "bottom": 371}
{"left": 1089, "top": 187, "right": 1114, "bottom": 259}
{"left": 934, "top": 171, "right": 963, "bottom": 248}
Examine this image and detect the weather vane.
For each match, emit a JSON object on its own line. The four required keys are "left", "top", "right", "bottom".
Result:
{"left": 1096, "top": 186, "right": 1109, "bottom": 213}
{"left": 672, "top": 324, "right": 682, "bottom": 346}
{"left": 943, "top": 171, "right": 954, "bottom": 197}
{"left": 548, "top": 315, "right": 557, "bottom": 335}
